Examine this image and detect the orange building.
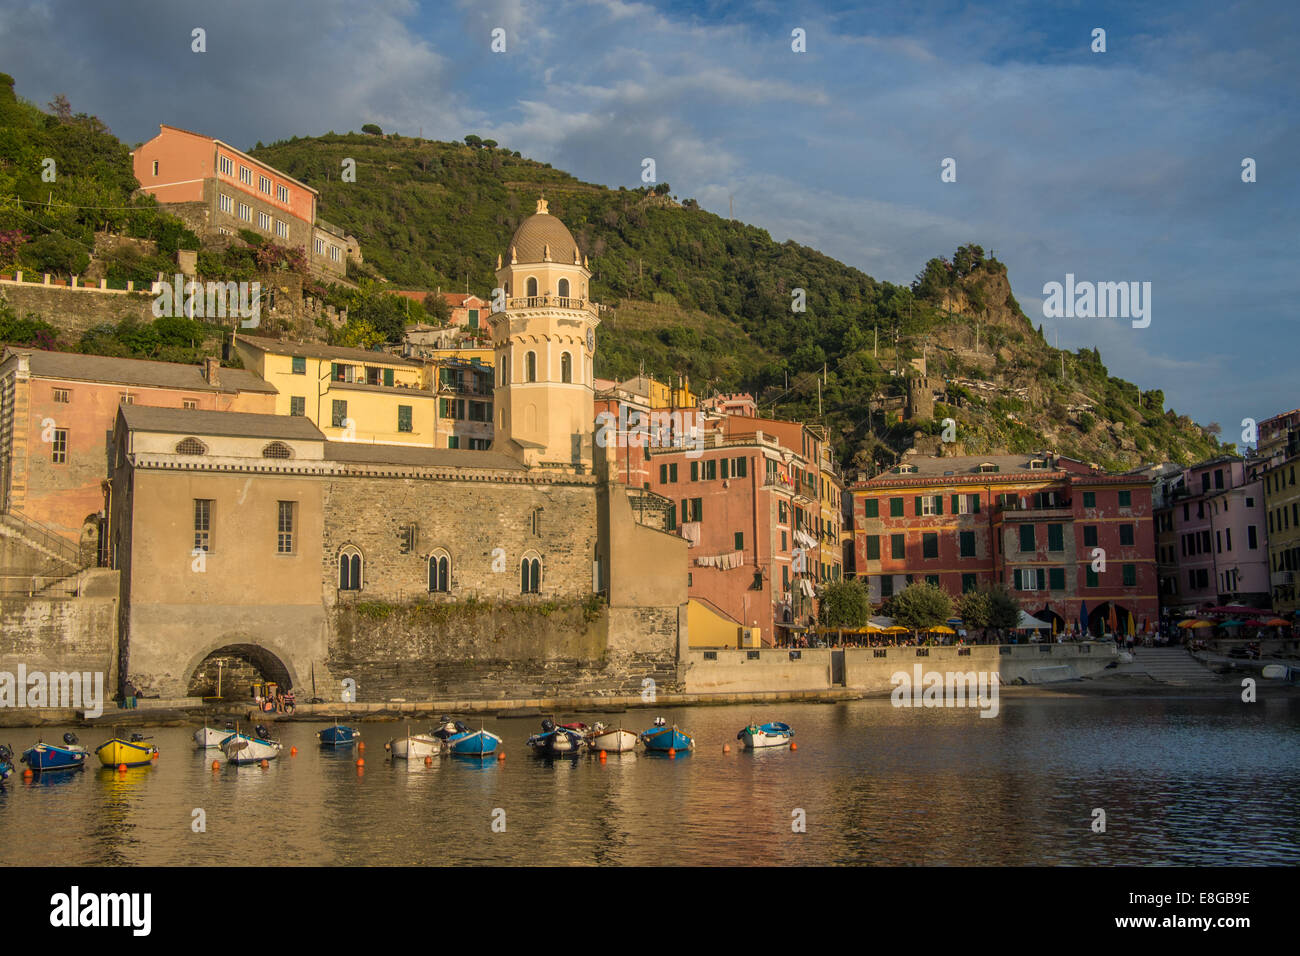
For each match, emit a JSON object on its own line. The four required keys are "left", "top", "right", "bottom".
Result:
{"left": 0, "top": 348, "right": 276, "bottom": 551}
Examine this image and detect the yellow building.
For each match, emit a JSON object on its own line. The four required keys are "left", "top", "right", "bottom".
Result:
{"left": 819, "top": 441, "right": 845, "bottom": 583}
{"left": 234, "top": 335, "right": 437, "bottom": 446}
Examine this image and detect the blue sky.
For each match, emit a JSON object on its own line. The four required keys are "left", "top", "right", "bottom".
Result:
{"left": 1, "top": 0, "right": 1295, "bottom": 439}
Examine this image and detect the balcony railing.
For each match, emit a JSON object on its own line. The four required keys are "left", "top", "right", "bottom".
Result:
{"left": 503, "top": 295, "right": 597, "bottom": 315}
{"left": 994, "top": 498, "right": 1072, "bottom": 514}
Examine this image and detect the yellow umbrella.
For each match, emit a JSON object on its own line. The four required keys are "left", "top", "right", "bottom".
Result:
{"left": 882, "top": 626, "right": 909, "bottom": 634}
{"left": 1178, "top": 619, "right": 1212, "bottom": 629}
{"left": 928, "top": 625, "right": 955, "bottom": 634}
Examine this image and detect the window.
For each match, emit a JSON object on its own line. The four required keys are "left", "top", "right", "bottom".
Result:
{"left": 219, "top": 156, "right": 233, "bottom": 176}
{"left": 332, "top": 400, "right": 347, "bottom": 428}
{"left": 1014, "top": 568, "right": 1044, "bottom": 591}
{"left": 1122, "top": 564, "right": 1136, "bottom": 587}
{"left": 880, "top": 575, "right": 894, "bottom": 598}
{"left": 521, "top": 553, "right": 541, "bottom": 594}
{"left": 183, "top": 399, "right": 198, "bottom": 410}
{"left": 120, "top": 393, "right": 134, "bottom": 405}
{"left": 275, "top": 220, "right": 289, "bottom": 239}
{"left": 447, "top": 436, "right": 460, "bottom": 449}
{"left": 152, "top": 160, "right": 159, "bottom": 176}
{"left": 339, "top": 547, "right": 362, "bottom": 590}
{"left": 962, "top": 573, "right": 978, "bottom": 593}
{"left": 262, "top": 441, "right": 291, "bottom": 459}
{"left": 922, "top": 533, "right": 938, "bottom": 559}
{"left": 526, "top": 277, "right": 538, "bottom": 297}
{"left": 176, "top": 437, "right": 206, "bottom": 455}
{"left": 891, "top": 534, "right": 905, "bottom": 559}
{"left": 194, "top": 499, "right": 212, "bottom": 552}
{"left": 558, "top": 278, "right": 570, "bottom": 298}
{"left": 1118, "top": 490, "right": 1132, "bottom": 508}
{"left": 1047, "top": 524, "right": 1064, "bottom": 551}
{"left": 238, "top": 202, "right": 251, "bottom": 222}
{"left": 218, "top": 193, "right": 233, "bottom": 213}
{"left": 289, "top": 396, "right": 305, "bottom": 417}
{"left": 277, "top": 184, "right": 289, "bottom": 203}
{"left": 1214, "top": 469, "right": 1224, "bottom": 489}
{"left": 863, "top": 499, "right": 879, "bottom": 518}
{"left": 960, "top": 531, "right": 976, "bottom": 557}
{"left": 731, "top": 457, "right": 747, "bottom": 478}
{"left": 290, "top": 356, "right": 306, "bottom": 375}
{"left": 52, "top": 388, "right": 70, "bottom": 403}
{"left": 1083, "top": 492, "right": 1096, "bottom": 508}
{"left": 259, "top": 175, "right": 272, "bottom": 194}
{"left": 1248, "top": 525, "right": 1258, "bottom": 549}
{"left": 561, "top": 352, "right": 572, "bottom": 383}
{"left": 238, "top": 164, "right": 251, "bottom": 184}
{"left": 866, "top": 536, "right": 880, "bottom": 560}
{"left": 429, "top": 551, "right": 451, "bottom": 593}
{"left": 734, "top": 532, "right": 744, "bottom": 550}
{"left": 1119, "top": 524, "right": 1134, "bottom": 546}
{"left": 315, "top": 237, "right": 325, "bottom": 255}
{"left": 397, "top": 405, "right": 413, "bottom": 433}
{"left": 703, "top": 459, "right": 717, "bottom": 480}
{"left": 525, "top": 352, "right": 537, "bottom": 382}
{"left": 1086, "top": 567, "right": 1098, "bottom": 588}
{"left": 926, "top": 575, "right": 940, "bottom": 587}
{"left": 889, "top": 497, "right": 904, "bottom": 517}
{"left": 920, "top": 495, "right": 941, "bottom": 516}
{"left": 1019, "top": 524, "right": 1035, "bottom": 552}
{"left": 51, "top": 428, "right": 67, "bottom": 463}
{"left": 258, "top": 211, "right": 271, "bottom": 230}
{"left": 277, "top": 502, "right": 295, "bottom": 554}
{"left": 1049, "top": 567, "right": 1065, "bottom": 590}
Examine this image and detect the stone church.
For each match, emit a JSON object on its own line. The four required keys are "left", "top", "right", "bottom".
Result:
{"left": 109, "top": 201, "right": 689, "bottom": 703}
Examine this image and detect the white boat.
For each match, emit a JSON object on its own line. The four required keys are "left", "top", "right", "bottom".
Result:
{"left": 387, "top": 725, "right": 445, "bottom": 760}
{"left": 738, "top": 721, "right": 794, "bottom": 750}
{"left": 221, "top": 727, "right": 283, "bottom": 764}
{"left": 586, "top": 722, "right": 638, "bottom": 753}
{"left": 195, "top": 724, "right": 236, "bottom": 748}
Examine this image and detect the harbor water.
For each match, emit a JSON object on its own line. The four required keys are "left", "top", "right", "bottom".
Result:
{"left": 1, "top": 696, "right": 1297, "bottom": 866}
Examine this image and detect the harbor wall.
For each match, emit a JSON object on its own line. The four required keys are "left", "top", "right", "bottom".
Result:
{"left": 0, "top": 572, "right": 120, "bottom": 696}
{"left": 685, "top": 642, "right": 1118, "bottom": 694}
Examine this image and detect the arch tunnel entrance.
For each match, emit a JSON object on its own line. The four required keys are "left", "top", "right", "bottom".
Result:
{"left": 186, "top": 644, "right": 294, "bottom": 702}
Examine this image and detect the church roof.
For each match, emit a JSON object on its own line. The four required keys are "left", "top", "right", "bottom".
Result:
{"left": 507, "top": 198, "right": 581, "bottom": 265}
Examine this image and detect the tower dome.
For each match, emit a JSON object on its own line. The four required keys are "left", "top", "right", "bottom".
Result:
{"left": 507, "top": 197, "right": 581, "bottom": 265}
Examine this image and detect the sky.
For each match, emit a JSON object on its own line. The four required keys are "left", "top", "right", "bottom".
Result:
{"left": 0, "top": 0, "right": 1295, "bottom": 437}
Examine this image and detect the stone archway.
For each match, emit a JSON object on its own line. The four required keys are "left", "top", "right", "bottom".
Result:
{"left": 185, "top": 643, "right": 294, "bottom": 701}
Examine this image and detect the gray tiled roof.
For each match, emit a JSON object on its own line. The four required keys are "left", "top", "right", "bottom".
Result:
{"left": 119, "top": 404, "right": 325, "bottom": 440}
{"left": 236, "top": 334, "right": 421, "bottom": 367}
{"left": 7, "top": 348, "right": 277, "bottom": 393}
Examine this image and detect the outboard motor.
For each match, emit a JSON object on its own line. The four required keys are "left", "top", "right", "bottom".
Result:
{"left": 0, "top": 744, "right": 12, "bottom": 762}
{"left": 540, "top": 718, "right": 556, "bottom": 734}
{"left": 130, "top": 733, "right": 146, "bottom": 742}
{"left": 454, "top": 721, "right": 469, "bottom": 734}
{"left": 63, "top": 732, "right": 79, "bottom": 746}
{"left": 255, "top": 725, "right": 270, "bottom": 740}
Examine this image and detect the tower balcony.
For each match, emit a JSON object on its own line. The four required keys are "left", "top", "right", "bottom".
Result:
{"left": 496, "top": 295, "right": 599, "bottom": 316}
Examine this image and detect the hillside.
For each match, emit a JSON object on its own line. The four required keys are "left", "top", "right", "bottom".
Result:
{"left": 0, "top": 76, "right": 1226, "bottom": 474}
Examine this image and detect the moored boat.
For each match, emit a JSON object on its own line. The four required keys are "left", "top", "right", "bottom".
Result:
{"left": 21, "top": 733, "right": 88, "bottom": 773}
{"left": 640, "top": 717, "right": 693, "bottom": 753}
{"left": 586, "top": 721, "right": 638, "bottom": 753}
{"left": 447, "top": 724, "right": 502, "bottom": 757}
{"left": 195, "top": 722, "right": 236, "bottom": 748}
{"left": 316, "top": 723, "right": 361, "bottom": 746}
{"left": 387, "top": 724, "right": 445, "bottom": 760}
{"left": 0, "top": 744, "right": 14, "bottom": 782}
{"left": 95, "top": 733, "right": 159, "bottom": 768}
{"left": 526, "top": 718, "right": 585, "bottom": 756}
{"left": 737, "top": 721, "right": 794, "bottom": 750}
{"left": 221, "top": 725, "right": 282, "bottom": 765}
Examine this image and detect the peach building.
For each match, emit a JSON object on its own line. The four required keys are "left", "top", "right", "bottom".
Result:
{"left": 0, "top": 348, "right": 275, "bottom": 553}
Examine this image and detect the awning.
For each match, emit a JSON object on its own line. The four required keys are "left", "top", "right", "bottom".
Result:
{"left": 1017, "top": 611, "right": 1051, "bottom": 630}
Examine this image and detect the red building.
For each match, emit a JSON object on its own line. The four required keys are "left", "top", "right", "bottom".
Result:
{"left": 851, "top": 451, "right": 1158, "bottom": 635}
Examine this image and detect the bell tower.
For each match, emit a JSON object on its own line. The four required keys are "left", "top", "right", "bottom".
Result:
{"left": 489, "top": 198, "right": 599, "bottom": 469}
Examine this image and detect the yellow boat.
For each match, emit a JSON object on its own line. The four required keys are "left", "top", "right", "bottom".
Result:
{"left": 94, "top": 734, "right": 158, "bottom": 768}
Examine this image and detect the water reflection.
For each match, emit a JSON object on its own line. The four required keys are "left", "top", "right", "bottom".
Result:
{"left": 0, "top": 697, "right": 1297, "bottom": 866}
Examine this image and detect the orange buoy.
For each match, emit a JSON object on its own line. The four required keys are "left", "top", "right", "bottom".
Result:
{"left": 668, "top": 747, "right": 676, "bottom": 758}
{"left": 152, "top": 751, "right": 159, "bottom": 759}
{"left": 22, "top": 769, "right": 32, "bottom": 779}
{"left": 356, "top": 757, "right": 365, "bottom": 767}
{"left": 599, "top": 750, "right": 607, "bottom": 762}
{"left": 290, "top": 746, "right": 297, "bottom": 756}
{"left": 723, "top": 744, "right": 730, "bottom": 753}
{"left": 211, "top": 760, "right": 220, "bottom": 770}
{"left": 424, "top": 755, "right": 432, "bottom": 766}
{"left": 117, "top": 763, "right": 127, "bottom": 772}
{"left": 260, "top": 759, "right": 268, "bottom": 769}
{"left": 358, "top": 741, "right": 365, "bottom": 751}
{"left": 790, "top": 742, "right": 797, "bottom": 751}
{"left": 497, "top": 751, "right": 505, "bottom": 762}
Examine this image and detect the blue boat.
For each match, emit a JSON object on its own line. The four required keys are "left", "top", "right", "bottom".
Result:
{"left": 0, "top": 744, "right": 14, "bottom": 782}
{"left": 316, "top": 723, "right": 362, "bottom": 746}
{"left": 447, "top": 726, "right": 502, "bottom": 757}
{"left": 640, "top": 718, "right": 694, "bottom": 753}
{"left": 21, "top": 733, "right": 88, "bottom": 773}
{"left": 526, "top": 719, "right": 585, "bottom": 756}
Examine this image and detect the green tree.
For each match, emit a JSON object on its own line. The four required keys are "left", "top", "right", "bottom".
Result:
{"left": 817, "top": 580, "right": 871, "bottom": 628}
{"left": 888, "top": 582, "right": 952, "bottom": 631}
{"left": 423, "top": 293, "right": 452, "bottom": 324}
{"left": 361, "top": 124, "right": 382, "bottom": 136}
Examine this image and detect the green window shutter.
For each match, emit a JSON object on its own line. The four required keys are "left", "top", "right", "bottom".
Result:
{"left": 721, "top": 459, "right": 729, "bottom": 480}
{"left": 923, "top": 533, "right": 937, "bottom": 558}
{"left": 936, "top": 496, "right": 943, "bottom": 515}
{"left": 891, "top": 534, "right": 905, "bottom": 559}
{"left": 1083, "top": 491, "right": 1096, "bottom": 508}
{"left": 914, "top": 496, "right": 923, "bottom": 516}
{"left": 1037, "top": 569, "right": 1046, "bottom": 590}
{"left": 951, "top": 494, "right": 959, "bottom": 513}
{"left": 734, "top": 532, "right": 744, "bottom": 550}
{"left": 384, "top": 368, "right": 394, "bottom": 387}
{"left": 737, "top": 457, "right": 747, "bottom": 477}
{"left": 1048, "top": 524, "right": 1063, "bottom": 551}
{"left": 1013, "top": 569, "right": 1022, "bottom": 590}
{"left": 960, "top": 531, "right": 974, "bottom": 557}
{"left": 864, "top": 499, "right": 879, "bottom": 518}
{"left": 1049, "top": 567, "right": 1065, "bottom": 590}
{"left": 1086, "top": 567, "right": 1098, "bottom": 588}
{"left": 1119, "top": 491, "right": 1132, "bottom": 507}
{"left": 866, "top": 536, "right": 880, "bottom": 560}
{"left": 890, "top": 498, "right": 903, "bottom": 517}
{"left": 670, "top": 464, "right": 677, "bottom": 482}
{"left": 962, "top": 573, "right": 977, "bottom": 593}
{"left": 1123, "top": 564, "right": 1136, "bottom": 586}
{"left": 681, "top": 499, "right": 687, "bottom": 522}
{"left": 972, "top": 495, "right": 980, "bottom": 514}
{"left": 660, "top": 464, "right": 667, "bottom": 483}
{"left": 691, "top": 461, "right": 699, "bottom": 482}
{"left": 1020, "top": 524, "right": 1035, "bottom": 551}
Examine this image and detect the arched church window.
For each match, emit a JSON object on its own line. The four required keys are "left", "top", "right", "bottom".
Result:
{"left": 339, "top": 546, "right": 363, "bottom": 591}
{"left": 561, "top": 352, "right": 572, "bottom": 383}
{"left": 558, "top": 277, "right": 570, "bottom": 298}
{"left": 526, "top": 276, "right": 538, "bottom": 298}
{"left": 526, "top": 351, "right": 537, "bottom": 383}
{"left": 428, "top": 550, "right": 451, "bottom": 593}
{"left": 521, "top": 552, "right": 542, "bottom": 594}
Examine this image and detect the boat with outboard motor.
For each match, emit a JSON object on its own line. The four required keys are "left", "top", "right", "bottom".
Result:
{"left": 21, "top": 733, "right": 88, "bottom": 773}
{"left": 316, "top": 722, "right": 362, "bottom": 747}
{"left": 95, "top": 732, "right": 159, "bottom": 768}
{"left": 737, "top": 720, "right": 794, "bottom": 750}
{"left": 221, "top": 725, "right": 283, "bottom": 764}
{"left": 526, "top": 718, "right": 586, "bottom": 756}
{"left": 640, "top": 717, "right": 694, "bottom": 753}
{"left": 586, "top": 721, "right": 639, "bottom": 753}
{"left": 195, "top": 721, "right": 237, "bottom": 748}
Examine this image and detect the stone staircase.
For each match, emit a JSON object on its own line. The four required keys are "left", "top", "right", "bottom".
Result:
{"left": 1114, "top": 646, "right": 1222, "bottom": 684}
{"left": 0, "top": 511, "right": 94, "bottom": 595}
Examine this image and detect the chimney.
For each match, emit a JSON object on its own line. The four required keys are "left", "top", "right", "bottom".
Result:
{"left": 203, "top": 357, "right": 221, "bottom": 387}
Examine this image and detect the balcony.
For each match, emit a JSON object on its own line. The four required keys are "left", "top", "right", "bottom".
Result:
{"left": 994, "top": 497, "right": 1072, "bottom": 516}
{"left": 501, "top": 295, "right": 598, "bottom": 316}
